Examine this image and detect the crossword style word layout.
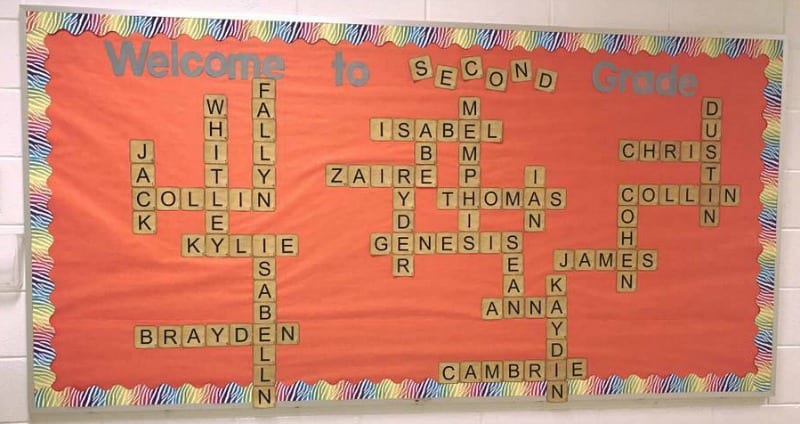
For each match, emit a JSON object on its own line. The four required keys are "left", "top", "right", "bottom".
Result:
{"left": 120, "top": 60, "right": 744, "bottom": 405}
{"left": 29, "top": 10, "right": 779, "bottom": 412}
{"left": 130, "top": 79, "right": 301, "bottom": 408}
{"left": 322, "top": 59, "right": 741, "bottom": 403}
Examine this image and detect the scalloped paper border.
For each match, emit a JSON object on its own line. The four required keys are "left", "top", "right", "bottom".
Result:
{"left": 26, "top": 10, "right": 781, "bottom": 408}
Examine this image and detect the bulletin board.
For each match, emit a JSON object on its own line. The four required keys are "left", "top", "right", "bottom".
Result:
{"left": 25, "top": 7, "right": 783, "bottom": 410}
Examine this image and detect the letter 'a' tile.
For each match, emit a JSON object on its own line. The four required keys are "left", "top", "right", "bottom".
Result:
{"left": 182, "top": 325, "right": 205, "bottom": 347}
{"left": 482, "top": 298, "right": 503, "bottom": 320}
{"left": 252, "top": 99, "right": 275, "bottom": 119}
{"left": 131, "top": 164, "right": 155, "bottom": 187}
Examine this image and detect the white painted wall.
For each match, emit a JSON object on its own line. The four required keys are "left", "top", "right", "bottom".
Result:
{"left": 1, "top": 0, "right": 799, "bottom": 422}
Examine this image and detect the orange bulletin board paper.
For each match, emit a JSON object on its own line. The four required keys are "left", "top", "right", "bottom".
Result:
{"left": 27, "top": 9, "right": 781, "bottom": 409}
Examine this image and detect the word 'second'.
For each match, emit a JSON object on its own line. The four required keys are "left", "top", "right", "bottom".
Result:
{"left": 104, "top": 40, "right": 286, "bottom": 79}
{"left": 409, "top": 55, "right": 558, "bottom": 92}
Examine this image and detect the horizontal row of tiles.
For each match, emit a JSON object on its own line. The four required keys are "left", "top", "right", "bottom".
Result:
{"left": 0, "top": 286, "right": 798, "bottom": 359}
{"left": 1, "top": 348, "right": 800, "bottom": 422}
{"left": 1, "top": 93, "right": 800, "bottom": 155}
{"left": 8, "top": 158, "right": 800, "bottom": 226}
{"left": 5, "top": 91, "right": 800, "bottom": 160}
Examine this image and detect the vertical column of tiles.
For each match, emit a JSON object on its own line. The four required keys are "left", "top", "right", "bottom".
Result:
{"left": 617, "top": 185, "right": 638, "bottom": 292}
{"left": 253, "top": 82, "right": 276, "bottom": 212}
{"left": 204, "top": 95, "right": 230, "bottom": 257}
{"left": 130, "top": 139, "right": 156, "bottom": 234}
{"left": 251, "top": 80, "right": 276, "bottom": 408}
{"left": 700, "top": 97, "right": 722, "bottom": 227}
{"left": 545, "top": 274, "right": 568, "bottom": 402}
